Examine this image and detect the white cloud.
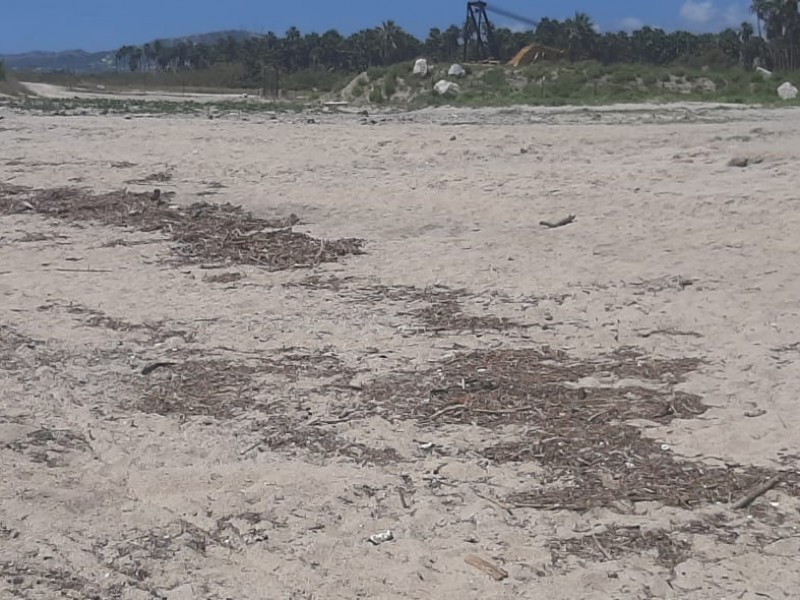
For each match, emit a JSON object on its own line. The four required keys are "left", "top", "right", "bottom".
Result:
{"left": 678, "top": 0, "right": 755, "bottom": 30}
{"left": 722, "top": 2, "right": 756, "bottom": 27}
{"left": 680, "top": 0, "right": 714, "bottom": 25}
{"left": 619, "top": 17, "right": 644, "bottom": 31}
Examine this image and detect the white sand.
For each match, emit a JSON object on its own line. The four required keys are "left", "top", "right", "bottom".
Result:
{"left": 1, "top": 103, "right": 799, "bottom": 599}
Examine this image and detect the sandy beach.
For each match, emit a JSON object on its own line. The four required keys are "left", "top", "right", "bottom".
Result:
{"left": 1, "top": 101, "right": 799, "bottom": 599}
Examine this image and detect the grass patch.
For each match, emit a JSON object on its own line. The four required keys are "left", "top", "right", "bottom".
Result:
{"left": 383, "top": 75, "right": 397, "bottom": 98}
{"left": 5, "top": 62, "right": 800, "bottom": 110}
{"left": 281, "top": 69, "right": 351, "bottom": 93}
{"left": 481, "top": 68, "right": 508, "bottom": 88}
{"left": 369, "top": 86, "right": 384, "bottom": 104}
{"left": 409, "top": 62, "right": 800, "bottom": 109}
{"left": 0, "top": 94, "right": 306, "bottom": 115}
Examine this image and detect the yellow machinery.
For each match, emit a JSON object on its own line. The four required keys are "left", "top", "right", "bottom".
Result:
{"left": 464, "top": 3, "right": 566, "bottom": 66}
{"left": 508, "top": 43, "right": 566, "bottom": 67}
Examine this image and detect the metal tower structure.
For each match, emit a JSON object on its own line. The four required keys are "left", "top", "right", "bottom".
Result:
{"left": 463, "top": 2, "right": 497, "bottom": 62}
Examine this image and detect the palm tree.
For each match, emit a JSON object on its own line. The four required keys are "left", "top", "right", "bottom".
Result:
{"left": 534, "top": 18, "right": 566, "bottom": 49}
{"left": 425, "top": 27, "right": 443, "bottom": 60}
{"left": 320, "top": 29, "right": 344, "bottom": 69}
{"left": 563, "top": 12, "right": 597, "bottom": 61}
{"left": 152, "top": 40, "right": 164, "bottom": 71}
{"left": 114, "top": 47, "right": 127, "bottom": 72}
{"left": 740, "top": 21, "right": 755, "bottom": 42}
{"left": 751, "top": 0, "right": 800, "bottom": 69}
{"left": 442, "top": 25, "right": 462, "bottom": 60}
{"left": 378, "top": 20, "right": 401, "bottom": 64}
{"left": 143, "top": 43, "right": 154, "bottom": 71}
{"left": 130, "top": 47, "right": 143, "bottom": 71}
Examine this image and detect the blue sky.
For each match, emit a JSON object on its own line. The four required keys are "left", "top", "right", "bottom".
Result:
{"left": 1, "top": 0, "right": 755, "bottom": 54}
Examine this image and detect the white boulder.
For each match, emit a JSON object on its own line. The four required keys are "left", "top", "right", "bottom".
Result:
{"left": 433, "top": 79, "right": 461, "bottom": 96}
{"left": 413, "top": 58, "right": 429, "bottom": 77}
{"left": 778, "top": 81, "right": 798, "bottom": 100}
{"left": 755, "top": 66, "right": 772, "bottom": 79}
{"left": 448, "top": 63, "right": 466, "bottom": 77}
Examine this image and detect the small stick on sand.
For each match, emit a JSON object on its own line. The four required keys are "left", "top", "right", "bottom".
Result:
{"left": 397, "top": 487, "right": 410, "bottom": 509}
{"left": 50, "top": 268, "right": 114, "bottom": 273}
{"left": 540, "top": 214, "right": 576, "bottom": 229}
{"left": 731, "top": 474, "right": 784, "bottom": 509}
{"left": 428, "top": 404, "right": 465, "bottom": 421}
{"left": 592, "top": 534, "right": 613, "bottom": 561}
{"left": 464, "top": 555, "right": 508, "bottom": 581}
{"left": 240, "top": 439, "right": 264, "bottom": 456}
{"left": 313, "top": 239, "right": 325, "bottom": 266}
{"left": 141, "top": 362, "right": 177, "bottom": 376}
{"left": 473, "top": 489, "right": 514, "bottom": 516}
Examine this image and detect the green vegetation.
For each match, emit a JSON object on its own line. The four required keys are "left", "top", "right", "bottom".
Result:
{"left": 0, "top": 60, "right": 5, "bottom": 81}
{"left": 406, "top": 61, "right": 800, "bottom": 109}
{"left": 3, "top": 1, "right": 800, "bottom": 110}
{"left": 0, "top": 93, "right": 306, "bottom": 116}
{"left": 368, "top": 87, "right": 384, "bottom": 104}
{"left": 3, "top": 60, "right": 799, "bottom": 115}
{"left": 100, "top": 2, "right": 796, "bottom": 88}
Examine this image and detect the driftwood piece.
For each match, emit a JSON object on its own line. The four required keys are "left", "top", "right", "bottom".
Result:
{"left": 464, "top": 555, "right": 508, "bottom": 581}
{"left": 540, "top": 214, "right": 576, "bottom": 229}
{"left": 731, "top": 474, "right": 784, "bottom": 509}
{"left": 637, "top": 329, "right": 703, "bottom": 339}
{"left": 141, "top": 362, "right": 177, "bottom": 376}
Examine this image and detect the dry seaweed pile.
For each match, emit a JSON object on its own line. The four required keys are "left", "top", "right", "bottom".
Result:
{"left": 551, "top": 519, "right": 747, "bottom": 570}
{"left": 402, "top": 300, "right": 521, "bottom": 334}
{"left": 261, "top": 348, "right": 354, "bottom": 382}
{"left": 131, "top": 349, "right": 352, "bottom": 418}
{"left": 262, "top": 426, "right": 402, "bottom": 466}
{"left": 0, "top": 186, "right": 364, "bottom": 269}
{"left": 550, "top": 526, "right": 693, "bottom": 569}
{"left": 366, "top": 346, "right": 702, "bottom": 427}
{"left": 14, "top": 230, "right": 63, "bottom": 243}
{"left": 364, "top": 346, "right": 799, "bottom": 510}
{"left": 37, "top": 300, "right": 193, "bottom": 344}
{"left": 288, "top": 277, "right": 520, "bottom": 334}
{"left": 0, "top": 562, "right": 100, "bottom": 600}
{"left": 125, "top": 170, "right": 173, "bottom": 185}
{"left": 87, "top": 514, "right": 274, "bottom": 595}
{"left": 0, "top": 183, "right": 27, "bottom": 197}
{"left": 203, "top": 271, "right": 244, "bottom": 284}
{"left": 94, "top": 516, "right": 269, "bottom": 581}
{"left": 0, "top": 325, "right": 48, "bottom": 371}
{"left": 127, "top": 351, "right": 396, "bottom": 464}
{"left": 133, "top": 360, "right": 265, "bottom": 418}
{"left": 5, "top": 427, "right": 93, "bottom": 468}
{"left": 287, "top": 276, "right": 463, "bottom": 303}
{"left": 290, "top": 275, "right": 568, "bottom": 310}
{"left": 0, "top": 524, "right": 17, "bottom": 541}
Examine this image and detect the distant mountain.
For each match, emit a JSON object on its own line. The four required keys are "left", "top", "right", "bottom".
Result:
{"left": 0, "top": 49, "right": 115, "bottom": 72}
{"left": 0, "top": 30, "right": 258, "bottom": 72}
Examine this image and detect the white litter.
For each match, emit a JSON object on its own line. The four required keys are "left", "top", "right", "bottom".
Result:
{"left": 368, "top": 530, "right": 395, "bottom": 545}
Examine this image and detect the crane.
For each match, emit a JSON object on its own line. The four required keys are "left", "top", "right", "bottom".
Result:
{"left": 463, "top": 2, "right": 564, "bottom": 65}
{"left": 482, "top": 3, "right": 539, "bottom": 29}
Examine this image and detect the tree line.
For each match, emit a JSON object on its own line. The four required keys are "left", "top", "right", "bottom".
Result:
{"left": 114, "top": 2, "right": 800, "bottom": 82}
